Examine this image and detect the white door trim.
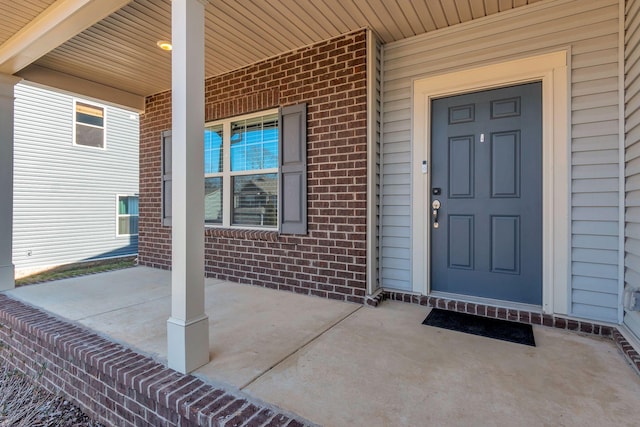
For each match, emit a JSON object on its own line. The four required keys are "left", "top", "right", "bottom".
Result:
{"left": 411, "top": 50, "right": 570, "bottom": 315}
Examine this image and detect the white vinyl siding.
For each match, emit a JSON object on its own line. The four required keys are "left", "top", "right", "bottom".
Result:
{"left": 625, "top": 0, "right": 640, "bottom": 337}
{"left": 12, "top": 83, "right": 139, "bottom": 272}
{"left": 381, "top": 0, "right": 620, "bottom": 321}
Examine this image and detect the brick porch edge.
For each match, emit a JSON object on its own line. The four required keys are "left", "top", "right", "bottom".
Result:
{"left": 366, "top": 290, "right": 640, "bottom": 375}
{"left": 0, "top": 294, "right": 315, "bottom": 427}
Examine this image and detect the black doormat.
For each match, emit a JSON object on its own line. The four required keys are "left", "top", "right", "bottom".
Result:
{"left": 422, "top": 308, "right": 536, "bottom": 346}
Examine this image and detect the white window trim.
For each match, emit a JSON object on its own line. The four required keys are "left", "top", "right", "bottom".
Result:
{"left": 205, "top": 108, "right": 279, "bottom": 230}
{"left": 73, "top": 98, "right": 107, "bottom": 150}
{"left": 116, "top": 194, "right": 139, "bottom": 237}
{"left": 411, "top": 50, "right": 570, "bottom": 316}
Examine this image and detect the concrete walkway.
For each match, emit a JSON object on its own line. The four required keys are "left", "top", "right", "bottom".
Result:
{"left": 5, "top": 266, "right": 640, "bottom": 426}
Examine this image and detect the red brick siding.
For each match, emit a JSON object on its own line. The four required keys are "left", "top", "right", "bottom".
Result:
{"left": 139, "top": 30, "right": 369, "bottom": 303}
{"left": 139, "top": 90, "right": 172, "bottom": 270}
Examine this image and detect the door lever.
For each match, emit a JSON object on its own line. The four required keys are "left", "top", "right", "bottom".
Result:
{"left": 432, "top": 199, "right": 441, "bottom": 229}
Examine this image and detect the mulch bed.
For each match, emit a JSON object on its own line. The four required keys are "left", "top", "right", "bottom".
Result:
{"left": 0, "top": 361, "right": 103, "bottom": 427}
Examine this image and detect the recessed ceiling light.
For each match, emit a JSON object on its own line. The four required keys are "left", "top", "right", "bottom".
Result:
{"left": 157, "top": 40, "right": 172, "bottom": 51}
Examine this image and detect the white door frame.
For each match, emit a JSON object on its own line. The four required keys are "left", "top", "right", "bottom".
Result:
{"left": 411, "top": 51, "right": 570, "bottom": 315}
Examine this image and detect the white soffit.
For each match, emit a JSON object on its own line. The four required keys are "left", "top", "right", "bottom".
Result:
{"left": 0, "top": 0, "right": 58, "bottom": 45}
{"left": 0, "top": 0, "right": 133, "bottom": 75}
{"left": 1, "top": 0, "right": 543, "bottom": 101}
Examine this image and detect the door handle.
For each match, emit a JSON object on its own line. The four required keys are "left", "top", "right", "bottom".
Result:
{"left": 432, "top": 199, "right": 441, "bottom": 229}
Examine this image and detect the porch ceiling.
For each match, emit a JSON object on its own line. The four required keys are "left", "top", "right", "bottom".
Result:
{"left": 1, "top": 0, "right": 543, "bottom": 109}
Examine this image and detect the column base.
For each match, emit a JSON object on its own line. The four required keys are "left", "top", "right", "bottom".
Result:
{"left": 167, "top": 315, "right": 210, "bottom": 374}
{"left": 0, "top": 264, "right": 15, "bottom": 291}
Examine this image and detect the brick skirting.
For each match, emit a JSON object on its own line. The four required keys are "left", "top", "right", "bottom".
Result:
{"left": 613, "top": 329, "right": 640, "bottom": 375}
{"left": 0, "top": 294, "right": 314, "bottom": 427}
{"left": 366, "top": 289, "right": 640, "bottom": 374}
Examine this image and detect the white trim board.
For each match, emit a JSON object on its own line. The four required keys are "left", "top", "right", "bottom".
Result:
{"left": 411, "top": 50, "right": 570, "bottom": 316}
{"left": 617, "top": 0, "right": 626, "bottom": 325}
{"left": 366, "top": 28, "right": 379, "bottom": 295}
{"left": 622, "top": 313, "right": 640, "bottom": 353}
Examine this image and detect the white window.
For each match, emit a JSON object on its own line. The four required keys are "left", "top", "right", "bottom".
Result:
{"left": 162, "top": 103, "right": 307, "bottom": 234}
{"left": 74, "top": 100, "right": 105, "bottom": 149}
{"left": 205, "top": 110, "right": 279, "bottom": 228}
{"left": 117, "top": 195, "right": 139, "bottom": 236}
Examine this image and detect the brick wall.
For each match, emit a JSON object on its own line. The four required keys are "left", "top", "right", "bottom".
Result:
{"left": 0, "top": 294, "right": 313, "bottom": 427}
{"left": 139, "top": 30, "right": 369, "bottom": 303}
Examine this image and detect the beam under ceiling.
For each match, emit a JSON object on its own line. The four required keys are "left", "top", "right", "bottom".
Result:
{"left": 0, "top": 0, "right": 132, "bottom": 75}
{"left": 17, "top": 64, "right": 144, "bottom": 112}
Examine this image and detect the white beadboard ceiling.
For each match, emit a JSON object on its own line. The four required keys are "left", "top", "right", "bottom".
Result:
{"left": 0, "top": 0, "right": 58, "bottom": 44}
{"left": 1, "top": 0, "right": 542, "bottom": 108}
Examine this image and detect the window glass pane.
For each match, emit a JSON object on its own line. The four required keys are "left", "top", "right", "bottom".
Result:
{"left": 76, "top": 124, "right": 104, "bottom": 148}
{"left": 129, "top": 197, "right": 139, "bottom": 215}
{"left": 118, "top": 196, "right": 139, "bottom": 215}
{"left": 118, "top": 216, "right": 139, "bottom": 235}
{"left": 119, "top": 198, "right": 127, "bottom": 215}
{"left": 230, "top": 121, "right": 246, "bottom": 171}
{"left": 230, "top": 114, "right": 278, "bottom": 171}
{"left": 76, "top": 102, "right": 104, "bottom": 127}
{"left": 118, "top": 217, "right": 129, "bottom": 235}
{"left": 205, "top": 177, "right": 223, "bottom": 224}
{"left": 262, "top": 118, "right": 278, "bottom": 169}
{"left": 204, "top": 125, "right": 223, "bottom": 174}
{"left": 232, "top": 174, "right": 277, "bottom": 227}
{"left": 263, "top": 141, "right": 278, "bottom": 169}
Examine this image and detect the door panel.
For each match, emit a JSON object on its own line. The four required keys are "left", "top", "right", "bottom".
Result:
{"left": 449, "top": 136, "right": 474, "bottom": 198}
{"left": 448, "top": 215, "right": 474, "bottom": 269}
{"left": 491, "top": 215, "right": 520, "bottom": 274}
{"left": 431, "top": 82, "right": 542, "bottom": 305}
{"left": 491, "top": 131, "right": 520, "bottom": 198}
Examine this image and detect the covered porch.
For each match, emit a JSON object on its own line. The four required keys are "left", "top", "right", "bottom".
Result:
{"left": 5, "top": 0, "right": 622, "bottom": 377}
{"left": 4, "top": 5, "right": 640, "bottom": 424}
{"left": 4, "top": 267, "right": 640, "bottom": 426}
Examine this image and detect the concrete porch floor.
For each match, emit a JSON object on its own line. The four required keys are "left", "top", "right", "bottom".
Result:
{"left": 5, "top": 266, "right": 640, "bottom": 426}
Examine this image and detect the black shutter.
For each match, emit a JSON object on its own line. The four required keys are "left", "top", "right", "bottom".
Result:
{"left": 161, "top": 130, "right": 172, "bottom": 226}
{"left": 279, "top": 104, "right": 307, "bottom": 234}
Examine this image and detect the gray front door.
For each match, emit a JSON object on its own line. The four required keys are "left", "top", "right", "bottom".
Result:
{"left": 430, "top": 82, "right": 542, "bottom": 305}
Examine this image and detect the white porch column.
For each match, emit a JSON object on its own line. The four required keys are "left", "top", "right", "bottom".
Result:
{"left": 0, "top": 74, "right": 21, "bottom": 292}
{"left": 167, "top": 0, "right": 209, "bottom": 374}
